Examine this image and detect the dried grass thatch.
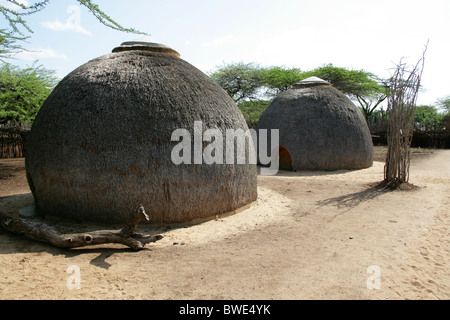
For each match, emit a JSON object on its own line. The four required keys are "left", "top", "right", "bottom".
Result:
{"left": 256, "top": 78, "right": 373, "bottom": 171}
{"left": 25, "top": 42, "right": 257, "bottom": 224}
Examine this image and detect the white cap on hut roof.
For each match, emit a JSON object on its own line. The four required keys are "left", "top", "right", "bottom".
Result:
{"left": 293, "top": 76, "right": 330, "bottom": 87}
{"left": 120, "top": 35, "right": 167, "bottom": 48}
{"left": 112, "top": 37, "right": 180, "bottom": 57}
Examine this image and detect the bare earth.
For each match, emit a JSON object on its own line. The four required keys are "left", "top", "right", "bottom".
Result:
{"left": 0, "top": 147, "right": 449, "bottom": 300}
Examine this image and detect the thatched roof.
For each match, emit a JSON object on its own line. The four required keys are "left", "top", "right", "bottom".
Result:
{"left": 25, "top": 41, "right": 257, "bottom": 224}
{"left": 256, "top": 78, "right": 373, "bottom": 171}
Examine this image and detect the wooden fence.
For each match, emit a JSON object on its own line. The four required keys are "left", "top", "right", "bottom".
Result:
{"left": 0, "top": 128, "right": 29, "bottom": 158}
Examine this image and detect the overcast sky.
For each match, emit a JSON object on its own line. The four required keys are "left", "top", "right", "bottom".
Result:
{"left": 3, "top": 0, "right": 449, "bottom": 107}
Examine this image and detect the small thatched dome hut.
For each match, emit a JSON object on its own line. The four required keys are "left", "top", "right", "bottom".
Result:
{"left": 26, "top": 41, "right": 257, "bottom": 224}
{"left": 256, "top": 76, "right": 373, "bottom": 171}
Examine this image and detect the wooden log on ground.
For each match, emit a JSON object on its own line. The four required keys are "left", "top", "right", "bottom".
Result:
{"left": 0, "top": 204, "right": 163, "bottom": 250}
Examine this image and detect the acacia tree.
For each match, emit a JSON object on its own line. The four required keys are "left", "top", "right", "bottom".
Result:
{"left": 0, "top": 0, "right": 146, "bottom": 59}
{"left": 209, "top": 62, "right": 266, "bottom": 103}
{"left": 210, "top": 63, "right": 303, "bottom": 103}
{"left": 437, "top": 96, "right": 450, "bottom": 115}
{"left": 261, "top": 66, "right": 303, "bottom": 97}
{"left": 0, "top": 62, "right": 58, "bottom": 125}
{"left": 0, "top": 31, "right": 23, "bottom": 60}
{"left": 415, "top": 105, "right": 445, "bottom": 131}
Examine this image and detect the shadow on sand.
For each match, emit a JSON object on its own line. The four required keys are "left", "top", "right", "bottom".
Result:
{"left": 0, "top": 224, "right": 161, "bottom": 270}
{"left": 317, "top": 180, "right": 419, "bottom": 221}
{"left": 318, "top": 182, "right": 386, "bottom": 209}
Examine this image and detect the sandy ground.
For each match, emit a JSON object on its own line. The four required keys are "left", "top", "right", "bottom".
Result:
{"left": 0, "top": 147, "right": 449, "bottom": 300}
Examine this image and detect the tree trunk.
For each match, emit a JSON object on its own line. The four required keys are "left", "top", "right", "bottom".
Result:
{"left": 0, "top": 205, "right": 163, "bottom": 250}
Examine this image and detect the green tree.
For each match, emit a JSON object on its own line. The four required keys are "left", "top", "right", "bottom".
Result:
{"left": 210, "top": 63, "right": 303, "bottom": 103}
{"left": 300, "top": 64, "right": 387, "bottom": 123}
{"left": 436, "top": 96, "right": 450, "bottom": 114}
{"left": 0, "top": 31, "right": 23, "bottom": 60}
{"left": 262, "top": 66, "right": 303, "bottom": 97}
{"left": 0, "top": 0, "right": 146, "bottom": 59}
{"left": 0, "top": 62, "right": 58, "bottom": 124}
{"left": 237, "top": 100, "right": 270, "bottom": 128}
{"left": 209, "top": 62, "right": 266, "bottom": 103}
{"left": 414, "top": 105, "right": 445, "bottom": 130}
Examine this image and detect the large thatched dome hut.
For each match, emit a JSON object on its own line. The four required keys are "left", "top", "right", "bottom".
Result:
{"left": 257, "top": 77, "right": 373, "bottom": 171}
{"left": 25, "top": 41, "right": 257, "bottom": 224}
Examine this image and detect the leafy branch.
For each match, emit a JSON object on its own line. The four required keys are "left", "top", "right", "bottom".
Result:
{"left": 0, "top": 0, "right": 147, "bottom": 59}
{"left": 77, "top": 0, "right": 147, "bottom": 35}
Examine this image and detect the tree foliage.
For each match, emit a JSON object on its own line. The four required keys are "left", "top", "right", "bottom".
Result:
{"left": 0, "top": 30, "right": 23, "bottom": 59}
{"left": 209, "top": 63, "right": 303, "bottom": 103}
{"left": 414, "top": 105, "right": 445, "bottom": 130}
{"left": 0, "top": 0, "right": 146, "bottom": 59}
{"left": 261, "top": 66, "right": 303, "bottom": 97}
{"left": 74, "top": 0, "right": 147, "bottom": 34}
{"left": 209, "top": 62, "right": 266, "bottom": 103}
{"left": 0, "top": 62, "right": 58, "bottom": 124}
{"left": 237, "top": 100, "right": 270, "bottom": 128}
{"left": 0, "top": 0, "right": 49, "bottom": 35}
{"left": 436, "top": 96, "right": 450, "bottom": 114}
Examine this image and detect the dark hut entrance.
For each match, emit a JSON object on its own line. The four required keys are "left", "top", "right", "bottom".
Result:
{"left": 279, "top": 146, "right": 293, "bottom": 170}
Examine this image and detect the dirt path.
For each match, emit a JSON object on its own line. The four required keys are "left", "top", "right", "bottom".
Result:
{"left": 0, "top": 149, "right": 449, "bottom": 300}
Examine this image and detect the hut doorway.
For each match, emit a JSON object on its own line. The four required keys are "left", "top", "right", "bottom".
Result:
{"left": 279, "top": 146, "right": 293, "bottom": 170}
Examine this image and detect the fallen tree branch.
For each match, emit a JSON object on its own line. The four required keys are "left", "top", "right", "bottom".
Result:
{"left": 0, "top": 204, "right": 163, "bottom": 250}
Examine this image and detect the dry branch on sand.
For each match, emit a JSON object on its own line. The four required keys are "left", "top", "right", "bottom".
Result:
{"left": 0, "top": 205, "right": 163, "bottom": 250}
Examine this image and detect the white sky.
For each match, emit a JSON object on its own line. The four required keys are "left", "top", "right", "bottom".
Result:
{"left": 3, "top": 0, "right": 449, "bottom": 106}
